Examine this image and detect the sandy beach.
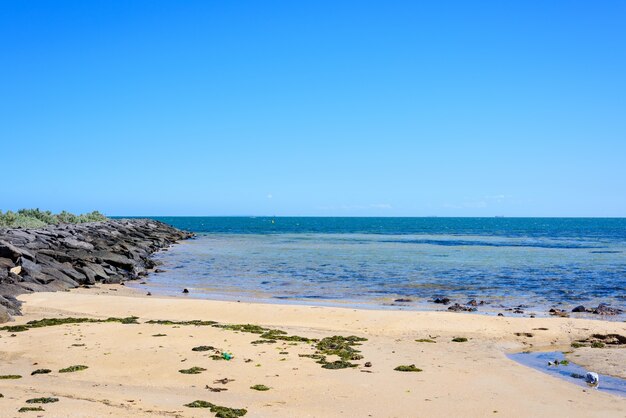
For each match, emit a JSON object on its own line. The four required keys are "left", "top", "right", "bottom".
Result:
{"left": 0, "top": 286, "right": 624, "bottom": 417}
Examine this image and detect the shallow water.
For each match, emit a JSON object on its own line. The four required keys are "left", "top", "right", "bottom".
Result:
{"left": 508, "top": 351, "right": 626, "bottom": 397}
{"left": 126, "top": 217, "right": 626, "bottom": 317}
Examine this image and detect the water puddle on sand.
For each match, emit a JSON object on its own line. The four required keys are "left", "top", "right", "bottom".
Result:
{"left": 508, "top": 351, "right": 626, "bottom": 397}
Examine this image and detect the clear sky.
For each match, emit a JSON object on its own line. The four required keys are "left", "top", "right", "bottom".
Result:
{"left": 1, "top": 1, "right": 625, "bottom": 217}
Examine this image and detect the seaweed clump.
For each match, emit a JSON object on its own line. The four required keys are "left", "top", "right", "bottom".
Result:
{"left": 184, "top": 400, "right": 247, "bottom": 417}
{"left": 31, "top": 369, "right": 52, "bottom": 375}
{"left": 452, "top": 337, "right": 468, "bottom": 342}
{"left": 18, "top": 406, "right": 45, "bottom": 413}
{"left": 192, "top": 345, "right": 216, "bottom": 352}
{"left": 394, "top": 364, "right": 422, "bottom": 372}
{"left": 179, "top": 367, "right": 206, "bottom": 374}
{"left": 0, "top": 316, "right": 139, "bottom": 332}
{"left": 415, "top": 339, "right": 436, "bottom": 343}
{"left": 250, "top": 384, "right": 270, "bottom": 391}
{"left": 59, "top": 365, "right": 88, "bottom": 373}
{"left": 311, "top": 335, "right": 367, "bottom": 369}
{"left": 26, "top": 397, "right": 59, "bottom": 404}
{"left": 0, "top": 375, "right": 22, "bottom": 379}
{"left": 146, "top": 319, "right": 218, "bottom": 326}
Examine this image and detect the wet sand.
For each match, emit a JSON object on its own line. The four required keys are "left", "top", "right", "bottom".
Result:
{"left": 0, "top": 286, "right": 625, "bottom": 417}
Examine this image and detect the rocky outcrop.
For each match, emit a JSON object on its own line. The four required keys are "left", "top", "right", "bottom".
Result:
{"left": 0, "top": 219, "right": 193, "bottom": 321}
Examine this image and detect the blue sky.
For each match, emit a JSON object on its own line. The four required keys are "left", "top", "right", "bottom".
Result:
{"left": 1, "top": 1, "right": 625, "bottom": 217}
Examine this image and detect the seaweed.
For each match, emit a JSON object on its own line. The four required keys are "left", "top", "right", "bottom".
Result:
{"left": 394, "top": 364, "right": 422, "bottom": 372}
{"left": 179, "top": 367, "right": 206, "bottom": 374}
{"left": 452, "top": 337, "right": 468, "bottom": 342}
{"left": 571, "top": 342, "right": 584, "bottom": 348}
{"left": 250, "top": 384, "right": 270, "bottom": 391}
{"left": 321, "top": 360, "right": 358, "bottom": 369}
{"left": 146, "top": 319, "right": 217, "bottom": 326}
{"left": 415, "top": 339, "right": 436, "bottom": 343}
{"left": 192, "top": 345, "right": 216, "bottom": 351}
{"left": 31, "top": 369, "right": 52, "bottom": 375}
{"left": 59, "top": 365, "right": 88, "bottom": 373}
{"left": 210, "top": 355, "right": 224, "bottom": 361}
{"left": 152, "top": 334, "right": 167, "bottom": 337}
{"left": 184, "top": 400, "right": 247, "bottom": 417}
{"left": 251, "top": 339, "right": 276, "bottom": 345}
{"left": 18, "top": 406, "right": 45, "bottom": 412}
{"left": 26, "top": 397, "right": 59, "bottom": 404}
{"left": 1, "top": 316, "right": 139, "bottom": 332}
{"left": 591, "top": 341, "right": 605, "bottom": 348}
{"left": 0, "top": 375, "right": 22, "bottom": 379}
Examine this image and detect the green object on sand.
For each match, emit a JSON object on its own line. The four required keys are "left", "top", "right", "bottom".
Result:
{"left": 222, "top": 352, "right": 233, "bottom": 360}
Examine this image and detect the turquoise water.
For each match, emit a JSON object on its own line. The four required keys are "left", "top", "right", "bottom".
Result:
{"left": 128, "top": 217, "right": 626, "bottom": 316}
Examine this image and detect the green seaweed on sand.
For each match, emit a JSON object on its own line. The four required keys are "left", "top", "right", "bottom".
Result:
{"left": 146, "top": 320, "right": 218, "bottom": 326}
{"left": 210, "top": 355, "right": 224, "bottom": 361}
{"left": 1, "top": 316, "right": 139, "bottom": 332}
{"left": 559, "top": 360, "right": 569, "bottom": 365}
{"left": 184, "top": 400, "right": 247, "bottom": 417}
{"left": 571, "top": 342, "right": 584, "bottom": 348}
{"left": 192, "top": 345, "right": 216, "bottom": 351}
{"left": 152, "top": 334, "right": 167, "bottom": 337}
{"left": 31, "top": 369, "right": 52, "bottom": 375}
{"left": 251, "top": 339, "right": 276, "bottom": 345}
{"left": 591, "top": 341, "right": 605, "bottom": 348}
{"left": 415, "top": 339, "right": 436, "bottom": 343}
{"left": 394, "top": 364, "right": 422, "bottom": 372}
{"left": 312, "top": 335, "right": 367, "bottom": 369}
{"left": 0, "top": 375, "right": 22, "bottom": 379}
{"left": 179, "top": 367, "right": 206, "bottom": 374}
{"left": 452, "top": 337, "right": 468, "bottom": 342}
{"left": 59, "top": 365, "right": 88, "bottom": 373}
{"left": 322, "top": 360, "right": 358, "bottom": 369}
{"left": 26, "top": 397, "right": 59, "bottom": 404}
{"left": 18, "top": 406, "right": 45, "bottom": 413}
{"left": 250, "top": 384, "right": 270, "bottom": 391}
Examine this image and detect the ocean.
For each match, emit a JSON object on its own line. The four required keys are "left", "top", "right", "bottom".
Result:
{"left": 128, "top": 217, "right": 626, "bottom": 317}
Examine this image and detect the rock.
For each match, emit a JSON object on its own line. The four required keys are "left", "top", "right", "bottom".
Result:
{"left": 572, "top": 305, "right": 586, "bottom": 313}
{"left": 433, "top": 297, "right": 451, "bottom": 305}
{"left": 364, "top": 362, "right": 372, "bottom": 367}
{"left": 592, "top": 303, "right": 623, "bottom": 315}
{"left": 447, "top": 303, "right": 477, "bottom": 312}
{"left": 9, "top": 266, "right": 22, "bottom": 275}
{"left": 394, "top": 298, "right": 411, "bottom": 302}
{"left": 0, "top": 240, "right": 35, "bottom": 261}
{"left": 0, "top": 305, "right": 10, "bottom": 323}
{"left": 0, "top": 257, "right": 14, "bottom": 269}
{"left": 183, "top": 288, "right": 190, "bottom": 294}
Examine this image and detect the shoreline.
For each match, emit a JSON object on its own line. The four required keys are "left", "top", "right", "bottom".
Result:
{"left": 0, "top": 286, "right": 624, "bottom": 417}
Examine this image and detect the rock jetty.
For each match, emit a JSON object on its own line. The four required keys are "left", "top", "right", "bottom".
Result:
{"left": 0, "top": 219, "right": 193, "bottom": 321}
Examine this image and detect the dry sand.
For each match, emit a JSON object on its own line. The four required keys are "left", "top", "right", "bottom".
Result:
{"left": 0, "top": 286, "right": 625, "bottom": 417}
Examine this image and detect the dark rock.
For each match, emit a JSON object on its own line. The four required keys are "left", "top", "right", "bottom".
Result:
{"left": 572, "top": 305, "right": 586, "bottom": 313}
{"left": 433, "top": 297, "right": 450, "bottom": 305}
{"left": 497, "top": 313, "right": 504, "bottom": 317}
{"left": 364, "top": 362, "right": 372, "bottom": 367}
{"left": 0, "top": 241, "right": 35, "bottom": 262}
{"left": 183, "top": 288, "right": 190, "bottom": 294}
{"left": 592, "top": 303, "right": 623, "bottom": 315}
{"left": 394, "top": 298, "right": 411, "bottom": 303}
{"left": 448, "top": 303, "right": 477, "bottom": 312}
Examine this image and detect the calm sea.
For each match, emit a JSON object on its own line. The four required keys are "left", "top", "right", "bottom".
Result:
{"left": 128, "top": 217, "right": 626, "bottom": 317}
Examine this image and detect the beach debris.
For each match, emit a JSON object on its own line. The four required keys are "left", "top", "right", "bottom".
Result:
{"left": 433, "top": 297, "right": 450, "bottom": 305}
{"left": 18, "top": 406, "right": 45, "bottom": 413}
{"left": 570, "top": 333, "right": 626, "bottom": 349}
{"left": 364, "top": 361, "right": 372, "bottom": 367}
{"left": 26, "top": 397, "right": 59, "bottom": 404}
{"left": 0, "top": 374, "right": 21, "bottom": 379}
{"left": 0, "top": 316, "right": 139, "bottom": 333}
{"left": 179, "top": 367, "right": 206, "bottom": 374}
{"left": 192, "top": 345, "right": 216, "bottom": 352}
{"left": 183, "top": 400, "right": 247, "bottom": 417}
{"left": 31, "top": 368, "right": 52, "bottom": 375}
{"left": 222, "top": 352, "right": 233, "bottom": 360}
{"left": 214, "top": 378, "right": 235, "bottom": 384}
{"left": 152, "top": 333, "right": 167, "bottom": 337}
{"left": 206, "top": 386, "right": 228, "bottom": 392}
{"left": 514, "top": 332, "right": 534, "bottom": 338}
{"left": 394, "top": 364, "right": 422, "bottom": 372}
{"left": 415, "top": 338, "right": 436, "bottom": 343}
{"left": 59, "top": 365, "right": 88, "bottom": 373}
{"left": 585, "top": 372, "right": 599, "bottom": 388}
{"left": 250, "top": 384, "right": 270, "bottom": 391}
{"left": 451, "top": 337, "right": 468, "bottom": 342}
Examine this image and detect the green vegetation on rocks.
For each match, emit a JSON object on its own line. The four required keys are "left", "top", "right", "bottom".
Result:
{"left": 0, "top": 209, "right": 106, "bottom": 229}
